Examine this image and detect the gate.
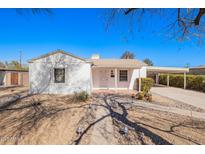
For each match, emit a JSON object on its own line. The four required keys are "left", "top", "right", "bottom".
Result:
{"left": 11, "top": 72, "right": 18, "bottom": 85}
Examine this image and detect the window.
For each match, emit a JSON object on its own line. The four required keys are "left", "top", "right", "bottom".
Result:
{"left": 110, "top": 70, "right": 115, "bottom": 77}
{"left": 54, "top": 68, "right": 65, "bottom": 83}
{"left": 119, "top": 70, "right": 128, "bottom": 81}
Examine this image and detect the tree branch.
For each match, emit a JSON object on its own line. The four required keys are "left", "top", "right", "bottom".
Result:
{"left": 124, "top": 8, "right": 137, "bottom": 15}
{"left": 194, "top": 8, "right": 205, "bottom": 25}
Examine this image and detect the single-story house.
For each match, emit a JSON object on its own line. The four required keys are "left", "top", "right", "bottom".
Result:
{"left": 0, "top": 68, "right": 29, "bottom": 87}
{"left": 189, "top": 65, "right": 205, "bottom": 75}
{"left": 28, "top": 50, "right": 189, "bottom": 94}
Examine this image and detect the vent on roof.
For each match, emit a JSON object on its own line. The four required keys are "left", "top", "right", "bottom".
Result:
{"left": 91, "top": 54, "right": 100, "bottom": 59}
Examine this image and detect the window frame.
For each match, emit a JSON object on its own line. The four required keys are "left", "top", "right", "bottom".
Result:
{"left": 54, "top": 68, "right": 65, "bottom": 83}
{"left": 119, "top": 70, "right": 128, "bottom": 82}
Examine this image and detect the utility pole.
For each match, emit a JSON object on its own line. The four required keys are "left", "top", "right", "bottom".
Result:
{"left": 19, "top": 50, "right": 22, "bottom": 68}
{"left": 19, "top": 50, "right": 23, "bottom": 86}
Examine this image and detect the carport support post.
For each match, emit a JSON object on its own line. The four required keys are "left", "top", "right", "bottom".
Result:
{"left": 184, "top": 72, "right": 186, "bottom": 89}
{"left": 156, "top": 73, "right": 159, "bottom": 84}
{"left": 167, "top": 74, "right": 170, "bottom": 87}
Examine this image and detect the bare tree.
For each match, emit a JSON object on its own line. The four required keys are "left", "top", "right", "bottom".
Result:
{"left": 15, "top": 9, "right": 52, "bottom": 15}
{"left": 106, "top": 8, "right": 205, "bottom": 43}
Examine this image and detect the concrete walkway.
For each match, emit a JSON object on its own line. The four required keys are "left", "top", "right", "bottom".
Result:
{"left": 151, "top": 87, "right": 205, "bottom": 110}
{"left": 89, "top": 96, "right": 118, "bottom": 144}
{"left": 132, "top": 100, "right": 205, "bottom": 120}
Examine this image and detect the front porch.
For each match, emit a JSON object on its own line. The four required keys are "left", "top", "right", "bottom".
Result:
{"left": 91, "top": 67, "right": 146, "bottom": 92}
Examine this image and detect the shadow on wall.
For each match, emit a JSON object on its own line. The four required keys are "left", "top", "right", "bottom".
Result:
{"left": 30, "top": 54, "right": 90, "bottom": 94}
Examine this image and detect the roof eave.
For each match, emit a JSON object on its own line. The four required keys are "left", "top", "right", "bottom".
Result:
{"left": 28, "top": 50, "right": 88, "bottom": 63}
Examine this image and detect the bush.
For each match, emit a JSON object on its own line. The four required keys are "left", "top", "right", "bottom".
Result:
{"left": 141, "top": 78, "right": 154, "bottom": 93}
{"left": 159, "top": 74, "right": 205, "bottom": 92}
{"left": 72, "top": 91, "right": 89, "bottom": 102}
{"left": 136, "top": 78, "right": 154, "bottom": 101}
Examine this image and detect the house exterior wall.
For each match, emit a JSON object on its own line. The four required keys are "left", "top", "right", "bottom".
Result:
{"left": 92, "top": 68, "right": 115, "bottom": 89}
{"left": 129, "top": 66, "right": 147, "bottom": 90}
{"left": 92, "top": 67, "right": 147, "bottom": 90}
{"left": 23, "top": 72, "right": 29, "bottom": 86}
{"left": 5, "top": 72, "right": 11, "bottom": 86}
{"left": 19, "top": 72, "right": 29, "bottom": 86}
{"left": 29, "top": 53, "right": 91, "bottom": 94}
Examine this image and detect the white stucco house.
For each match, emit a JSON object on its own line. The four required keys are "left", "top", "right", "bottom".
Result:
{"left": 29, "top": 50, "right": 189, "bottom": 94}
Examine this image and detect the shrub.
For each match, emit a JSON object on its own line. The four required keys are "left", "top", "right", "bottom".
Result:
{"left": 72, "top": 91, "right": 89, "bottom": 102}
{"left": 141, "top": 78, "right": 154, "bottom": 93}
{"left": 136, "top": 78, "right": 154, "bottom": 101}
{"left": 159, "top": 74, "right": 205, "bottom": 92}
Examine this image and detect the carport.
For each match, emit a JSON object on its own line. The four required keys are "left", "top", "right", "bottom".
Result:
{"left": 146, "top": 66, "right": 189, "bottom": 89}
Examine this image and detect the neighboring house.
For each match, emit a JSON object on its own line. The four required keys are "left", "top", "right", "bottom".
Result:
{"left": 29, "top": 50, "right": 189, "bottom": 94}
{"left": 0, "top": 68, "right": 29, "bottom": 87}
{"left": 189, "top": 65, "right": 205, "bottom": 75}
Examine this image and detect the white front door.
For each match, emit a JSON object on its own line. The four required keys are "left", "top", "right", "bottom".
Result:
{"left": 99, "top": 69, "right": 109, "bottom": 88}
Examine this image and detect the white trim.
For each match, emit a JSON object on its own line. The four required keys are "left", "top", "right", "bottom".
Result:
{"left": 146, "top": 66, "right": 189, "bottom": 73}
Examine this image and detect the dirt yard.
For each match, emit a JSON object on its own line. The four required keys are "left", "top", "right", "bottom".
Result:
{"left": 114, "top": 106, "right": 205, "bottom": 144}
{"left": 0, "top": 90, "right": 93, "bottom": 144}
{"left": 0, "top": 87, "right": 205, "bottom": 145}
{"left": 0, "top": 86, "right": 28, "bottom": 98}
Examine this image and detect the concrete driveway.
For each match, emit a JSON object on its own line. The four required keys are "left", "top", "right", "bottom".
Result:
{"left": 151, "top": 87, "right": 205, "bottom": 110}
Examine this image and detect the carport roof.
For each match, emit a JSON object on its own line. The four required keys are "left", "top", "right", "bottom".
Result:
{"left": 146, "top": 66, "right": 189, "bottom": 73}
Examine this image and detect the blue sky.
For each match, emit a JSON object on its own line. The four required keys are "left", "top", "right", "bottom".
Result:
{"left": 0, "top": 8, "right": 204, "bottom": 67}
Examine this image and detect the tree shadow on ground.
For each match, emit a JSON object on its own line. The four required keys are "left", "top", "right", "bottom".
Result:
{"left": 103, "top": 94, "right": 172, "bottom": 145}
{"left": 73, "top": 93, "right": 172, "bottom": 145}
{"left": 106, "top": 94, "right": 204, "bottom": 145}
{"left": 0, "top": 94, "right": 89, "bottom": 144}
{"left": 74, "top": 93, "right": 205, "bottom": 145}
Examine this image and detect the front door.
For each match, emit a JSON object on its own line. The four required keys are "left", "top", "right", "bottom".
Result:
{"left": 99, "top": 69, "right": 109, "bottom": 88}
{"left": 11, "top": 72, "right": 18, "bottom": 85}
